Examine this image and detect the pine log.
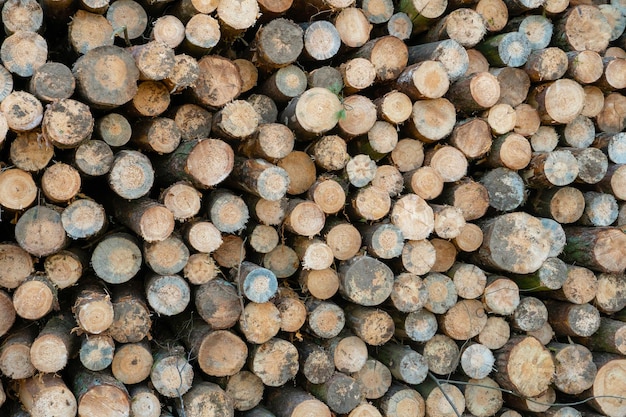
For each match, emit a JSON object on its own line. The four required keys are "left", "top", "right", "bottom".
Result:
{"left": 306, "top": 372, "right": 363, "bottom": 414}
{"left": 306, "top": 299, "right": 345, "bottom": 339}
{"left": 495, "top": 336, "right": 555, "bottom": 398}
{"left": 150, "top": 344, "right": 194, "bottom": 398}
{"left": 562, "top": 226, "right": 626, "bottom": 273}
{"left": 482, "top": 276, "right": 520, "bottom": 315}
{"left": 195, "top": 278, "right": 242, "bottom": 330}
{"left": 299, "top": 268, "right": 340, "bottom": 300}
{"left": 576, "top": 317, "right": 626, "bottom": 355}
{"left": 273, "top": 288, "right": 307, "bottom": 333}
{"left": 511, "top": 296, "right": 548, "bottom": 332}
{"left": 265, "top": 386, "right": 331, "bottom": 417}
{"left": 108, "top": 283, "right": 152, "bottom": 343}
{"left": 239, "top": 302, "right": 281, "bottom": 344}
{"left": 79, "top": 334, "right": 115, "bottom": 372}
{"left": 19, "top": 374, "right": 77, "bottom": 417}
{"left": 393, "top": 308, "right": 438, "bottom": 343}
{"left": 128, "top": 384, "right": 161, "bottom": 417}
{"left": 0, "top": 326, "right": 36, "bottom": 379}
{"left": 295, "top": 339, "right": 334, "bottom": 385}
{"left": 585, "top": 354, "right": 626, "bottom": 417}
{"left": 111, "top": 339, "right": 153, "bottom": 385}
{"left": 554, "top": 5, "right": 612, "bottom": 52}
{"left": 73, "top": 140, "right": 114, "bottom": 177}
{"left": 177, "top": 381, "right": 233, "bottom": 417}
{"left": 377, "top": 383, "right": 425, "bottom": 417}
{"left": 463, "top": 377, "right": 503, "bottom": 417}
{"left": 375, "top": 90, "right": 413, "bottom": 124}
{"left": 530, "top": 126, "right": 559, "bottom": 152}
{"left": 460, "top": 344, "right": 495, "bottom": 380}
{"left": 595, "top": 272, "right": 626, "bottom": 313}
{"left": 352, "top": 358, "right": 392, "bottom": 400}
{"left": 249, "top": 337, "right": 299, "bottom": 387}
{"left": 449, "top": 118, "right": 492, "bottom": 160}
{"left": 477, "top": 316, "right": 510, "bottom": 350}
{"left": 375, "top": 343, "right": 428, "bottom": 384}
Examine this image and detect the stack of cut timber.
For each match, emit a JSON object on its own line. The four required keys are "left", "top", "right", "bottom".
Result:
{"left": 0, "top": 0, "right": 626, "bottom": 416}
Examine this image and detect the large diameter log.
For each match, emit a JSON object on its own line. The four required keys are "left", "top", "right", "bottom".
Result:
{"left": 73, "top": 45, "right": 139, "bottom": 109}
{"left": 474, "top": 212, "right": 551, "bottom": 274}
{"left": 586, "top": 355, "right": 626, "bottom": 417}
{"left": 19, "top": 374, "right": 77, "bottom": 417}
{"left": 495, "top": 336, "right": 555, "bottom": 398}
{"left": 554, "top": 5, "right": 612, "bottom": 53}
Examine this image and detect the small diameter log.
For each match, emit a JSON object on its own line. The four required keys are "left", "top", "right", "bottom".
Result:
{"left": 447, "top": 262, "right": 486, "bottom": 299}
{"left": 181, "top": 318, "right": 247, "bottom": 377}
{"left": 595, "top": 272, "right": 626, "bottom": 313}
{"left": 531, "top": 186, "right": 585, "bottom": 224}
{"left": 0, "top": 168, "right": 37, "bottom": 212}
{"left": 112, "top": 197, "right": 174, "bottom": 242}
{"left": 352, "top": 358, "right": 392, "bottom": 400}
{"left": 554, "top": 5, "right": 611, "bottom": 53}
{"left": 305, "top": 372, "right": 363, "bottom": 415}
{"left": 495, "top": 336, "right": 555, "bottom": 398}
{"left": 108, "top": 284, "right": 152, "bottom": 343}
{"left": 544, "top": 300, "right": 600, "bottom": 337}
{"left": 522, "top": 149, "right": 579, "bottom": 188}
{"left": 421, "top": 333, "right": 460, "bottom": 375}
{"left": 0, "top": 31, "right": 47, "bottom": 78}
{"left": 579, "top": 191, "right": 618, "bottom": 227}
{"left": 195, "top": 278, "right": 242, "bottom": 330}
{"left": 129, "top": 117, "right": 181, "bottom": 154}
{"left": 177, "top": 381, "right": 233, "bottom": 417}
{"left": 280, "top": 87, "right": 342, "bottom": 138}
{"left": 0, "top": 326, "right": 36, "bottom": 379}
{"left": 487, "top": 133, "right": 532, "bottom": 170}
{"left": 1, "top": 92, "right": 43, "bottom": 134}
{"left": 446, "top": 71, "right": 500, "bottom": 113}
{"left": 265, "top": 386, "right": 331, "bottom": 417}
{"left": 523, "top": 47, "right": 568, "bottom": 83}
{"left": 562, "top": 226, "right": 626, "bottom": 273}
{"left": 485, "top": 103, "right": 517, "bottom": 135}
{"left": 13, "top": 274, "right": 58, "bottom": 320}
{"left": 19, "top": 374, "right": 77, "bottom": 417}
{"left": 344, "top": 304, "right": 394, "bottom": 346}
{"left": 405, "top": 98, "right": 456, "bottom": 143}
{"left": 393, "top": 307, "right": 438, "bottom": 343}
{"left": 511, "top": 257, "right": 567, "bottom": 291}
{"left": 301, "top": 20, "right": 341, "bottom": 61}
{"left": 241, "top": 123, "right": 295, "bottom": 162}
{"left": 352, "top": 35, "right": 408, "bottom": 81}
{"left": 339, "top": 58, "right": 375, "bottom": 93}
{"left": 439, "top": 299, "right": 487, "bottom": 340}
{"left": 528, "top": 79, "right": 586, "bottom": 125}
{"left": 224, "top": 370, "right": 264, "bottom": 412}
{"left": 263, "top": 244, "right": 299, "bottom": 278}
{"left": 476, "top": 32, "right": 530, "bottom": 68}
{"left": 325, "top": 333, "right": 368, "bottom": 373}
{"left": 249, "top": 338, "right": 299, "bottom": 387}
{"left": 249, "top": 224, "right": 279, "bottom": 255}
{"left": 129, "top": 384, "right": 161, "bottom": 417}
{"left": 61, "top": 199, "right": 108, "bottom": 239}
{"left": 546, "top": 264, "right": 596, "bottom": 304}
{"left": 372, "top": 165, "right": 404, "bottom": 198}
{"left": 145, "top": 273, "right": 190, "bottom": 316}
{"left": 548, "top": 342, "right": 597, "bottom": 395}
{"left": 407, "top": 40, "right": 469, "bottom": 82}
{"left": 143, "top": 234, "right": 188, "bottom": 275}
{"left": 309, "top": 137, "right": 348, "bottom": 174}
{"left": 212, "top": 100, "right": 259, "bottom": 141}
{"left": 375, "top": 343, "right": 428, "bottom": 384}
{"left": 449, "top": 118, "right": 492, "bottom": 160}
{"left": 169, "top": 104, "right": 212, "bottom": 143}
{"left": 292, "top": 237, "right": 334, "bottom": 270}
{"left": 74, "top": 139, "right": 114, "bottom": 177}
{"left": 206, "top": 189, "right": 249, "bottom": 234}
{"left": 461, "top": 344, "right": 496, "bottom": 380}
{"left": 90, "top": 233, "right": 141, "bottom": 284}
{"left": 339, "top": 255, "right": 394, "bottom": 307}
{"left": 453, "top": 222, "right": 484, "bottom": 252}
{"left": 274, "top": 289, "right": 307, "bottom": 333}
{"left": 261, "top": 65, "right": 308, "bottom": 103}
{"left": 432, "top": 238, "right": 457, "bottom": 272}
{"left": 108, "top": 149, "right": 154, "bottom": 199}
{"left": 345, "top": 154, "right": 377, "bottom": 188}
{"left": 482, "top": 276, "right": 520, "bottom": 315}
{"left": 338, "top": 95, "right": 377, "bottom": 140}
{"left": 390, "top": 193, "right": 434, "bottom": 241}
{"left": 576, "top": 317, "right": 626, "bottom": 355}
{"left": 41, "top": 98, "right": 93, "bottom": 149}
{"left": 307, "top": 299, "right": 345, "bottom": 339}
{"left": 594, "top": 132, "right": 626, "bottom": 164}
{"left": 375, "top": 91, "right": 413, "bottom": 125}
{"left": 595, "top": 92, "right": 626, "bottom": 134}
{"left": 377, "top": 383, "right": 425, "bottom": 417}
{"left": 29, "top": 62, "right": 74, "bottom": 102}
{"left": 30, "top": 314, "right": 77, "bottom": 374}
{"left": 191, "top": 55, "right": 241, "bottom": 110}
{"left": 431, "top": 204, "right": 465, "bottom": 239}
{"left": 463, "top": 377, "right": 503, "bottom": 417}
{"left": 514, "top": 104, "right": 542, "bottom": 139}
{"left": 426, "top": 8, "right": 486, "bottom": 48}
{"left": 530, "top": 126, "right": 559, "bottom": 152}
{"left": 111, "top": 340, "right": 154, "bottom": 385}
{"left": 80, "top": 334, "right": 115, "bottom": 371}
{"left": 159, "top": 182, "right": 202, "bottom": 222}
{"left": 182, "top": 14, "right": 220, "bottom": 55}
{"left": 296, "top": 339, "right": 334, "bottom": 385}
{"left": 72, "top": 281, "right": 114, "bottom": 335}
{"left": 68, "top": 10, "right": 114, "bottom": 55}
{"left": 233, "top": 261, "right": 278, "bottom": 304}
{"left": 151, "top": 15, "right": 185, "bottom": 49}
{"left": 15, "top": 204, "right": 69, "bottom": 259}
{"left": 511, "top": 296, "right": 548, "bottom": 332}
{"left": 150, "top": 345, "right": 194, "bottom": 398}
{"left": 488, "top": 68, "right": 529, "bottom": 109}
{"left": 359, "top": 223, "right": 404, "bottom": 260}
{"left": 183, "top": 253, "right": 219, "bottom": 285}
{"left": 391, "top": 138, "right": 425, "bottom": 172}
{"left": 586, "top": 354, "right": 626, "bottom": 417}
{"left": 214, "top": 235, "right": 246, "bottom": 269}
{"left": 421, "top": 272, "right": 457, "bottom": 314}
{"left": 155, "top": 138, "right": 234, "bottom": 189}
{"left": 477, "top": 316, "right": 510, "bottom": 350}
{"left": 299, "top": 268, "right": 340, "bottom": 300}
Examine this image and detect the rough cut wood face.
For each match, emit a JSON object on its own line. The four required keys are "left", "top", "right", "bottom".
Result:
{"left": 1, "top": 0, "right": 626, "bottom": 416}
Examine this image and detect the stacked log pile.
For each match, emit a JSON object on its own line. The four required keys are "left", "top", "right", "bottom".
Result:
{"left": 0, "top": 0, "right": 625, "bottom": 415}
